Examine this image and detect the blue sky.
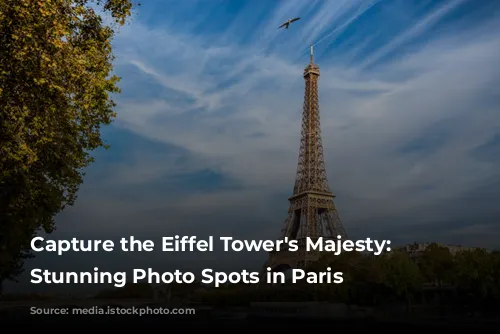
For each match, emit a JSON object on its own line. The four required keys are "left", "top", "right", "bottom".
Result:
{"left": 8, "top": 0, "right": 500, "bottom": 293}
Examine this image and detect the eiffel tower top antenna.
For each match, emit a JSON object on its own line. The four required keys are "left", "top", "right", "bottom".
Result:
{"left": 310, "top": 44, "right": 314, "bottom": 64}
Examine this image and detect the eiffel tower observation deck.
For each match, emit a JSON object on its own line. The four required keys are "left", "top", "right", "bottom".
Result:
{"left": 265, "top": 46, "right": 348, "bottom": 271}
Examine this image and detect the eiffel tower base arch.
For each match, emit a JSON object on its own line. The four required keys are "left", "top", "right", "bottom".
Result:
{"left": 263, "top": 247, "right": 321, "bottom": 273}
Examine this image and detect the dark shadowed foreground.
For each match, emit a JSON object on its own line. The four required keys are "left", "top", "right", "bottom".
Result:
{"left": 3, "top": 313, "right": 500, "bottom": 331}
{"left": 2, "top": 300, "right": 500, "bottom": 331}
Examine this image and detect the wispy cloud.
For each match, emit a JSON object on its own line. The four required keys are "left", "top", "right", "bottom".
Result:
{"left": 107, "top": 0, "right": 500, "bottom": 235}
{"left": 315, "top": 0, "right": 382, "bottom": 49}
{"left": 299, "top": 0, "right": 356, "bottom": 45}
{"left": 359, "top": 0, "right": 470, "bottom": 69}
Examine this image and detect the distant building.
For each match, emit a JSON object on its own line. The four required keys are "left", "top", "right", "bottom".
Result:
{"left": 398, "top": 242, "right": 478, "bottom": 259}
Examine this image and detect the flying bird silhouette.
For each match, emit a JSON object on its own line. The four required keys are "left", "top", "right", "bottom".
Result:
{"left": 279, "top": 17, "right": 301, "bottom": 29}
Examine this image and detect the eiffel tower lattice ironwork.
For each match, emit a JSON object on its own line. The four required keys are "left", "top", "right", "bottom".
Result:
{"left": 264, "top": 45, "right": 348, "bottom": 272}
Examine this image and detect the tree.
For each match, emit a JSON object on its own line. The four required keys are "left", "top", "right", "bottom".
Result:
{"left": 379, "top": 251, "right": 421, "bottom": 305}
{"left": 0, "top": 0, "right": 135, "bottom": 289}
{"left": 418, "top": 243, "right": 454, "bottom": 286}
{"left": 453, "top": 249, "right": 497, "bottom": 307}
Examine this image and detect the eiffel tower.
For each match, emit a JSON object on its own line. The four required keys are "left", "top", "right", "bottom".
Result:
{"left": 264, "top": 45, "right": 348, "bottom": 272}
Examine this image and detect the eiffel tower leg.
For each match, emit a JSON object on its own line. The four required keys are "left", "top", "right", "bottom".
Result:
{"left": 305, "top": 199, "right": 317, "bottom": 238}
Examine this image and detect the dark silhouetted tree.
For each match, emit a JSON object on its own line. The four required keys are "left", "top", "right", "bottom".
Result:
{"left": 418, "top": 244, "right": 454, "bottom": 286}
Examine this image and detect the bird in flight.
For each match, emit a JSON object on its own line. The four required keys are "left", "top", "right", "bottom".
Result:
{"left": 279, "top": 17, "right": 301, "bottom": 29}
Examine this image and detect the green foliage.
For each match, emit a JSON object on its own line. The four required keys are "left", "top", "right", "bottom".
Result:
{"left": 453, "top": 249, "right": 499, "bottom": 302}
{"left": 379, "top": 251, "right": 422, "bottom": 297}
{"left": 0, "top": 0, "right": 134, "bottom": 288}
{"left": 418, "top": 243, "right": 454, "bottom": 286}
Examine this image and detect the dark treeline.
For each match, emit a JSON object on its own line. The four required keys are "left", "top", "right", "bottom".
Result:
{"left": 4, "top": 243, "right": 498, "bottom": 317}
{"left": 199, "top": 244, "right": 500, "bottom": 311}
{"left": 87, "top": 243, "right": 500, "bottom": 314}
